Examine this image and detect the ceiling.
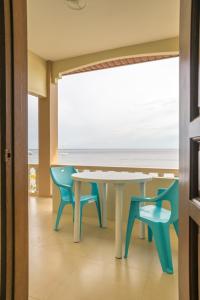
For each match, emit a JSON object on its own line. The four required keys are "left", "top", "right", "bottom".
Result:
{"left": 27, "top": 0, "right": 179, "bottom": 61}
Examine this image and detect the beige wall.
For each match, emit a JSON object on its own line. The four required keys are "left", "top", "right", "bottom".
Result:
{"left": 28, "top": 51, "right": 47, "bottom": 97}
{"left": 52, "top": 37, "right": 179, "bottom": 81}
{"left": 38, "top": 62, "right": 58, "bottom": 197}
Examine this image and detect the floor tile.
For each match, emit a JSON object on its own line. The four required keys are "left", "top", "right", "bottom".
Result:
{"left": 29, "top": 197, "right": 178, "bottom": 300}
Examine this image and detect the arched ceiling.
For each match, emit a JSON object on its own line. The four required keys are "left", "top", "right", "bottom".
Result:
{"left": 28, "top": 0, "right": 179, "bottom": 61}
{"left": 65, "top": 54, "right": 178, "bottom": 76}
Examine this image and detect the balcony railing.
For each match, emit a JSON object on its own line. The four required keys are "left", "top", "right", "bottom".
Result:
{"left": 28, "top": 164, "right": 39, "bottom": 195}
{"left": 28, "top": 163, "right": 178, "bottom": 196}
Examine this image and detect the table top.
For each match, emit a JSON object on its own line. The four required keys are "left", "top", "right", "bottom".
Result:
{"left": 72, "top": 171, "right": 152, "bottom": 184}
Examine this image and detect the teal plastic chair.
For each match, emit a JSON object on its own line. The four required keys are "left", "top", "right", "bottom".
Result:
{"left": 124, "top": 179, "right": 179, "bottom": 274}
{"left": 50, "top": 166, "right": 102, "bottom": 231}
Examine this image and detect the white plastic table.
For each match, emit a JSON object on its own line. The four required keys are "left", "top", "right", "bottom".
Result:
{"left": 72, "top": 171, "right": 152, "bottom": 258}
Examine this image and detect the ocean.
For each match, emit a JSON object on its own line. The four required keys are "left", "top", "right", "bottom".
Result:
{"left": 28, "top": 149, "right": 179, "bottom": 169}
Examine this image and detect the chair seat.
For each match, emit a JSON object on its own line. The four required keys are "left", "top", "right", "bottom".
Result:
{"left": 62, "top": 194, "right": 97, "bottom": 203}
{"left": 139, "top": 205, "right": 171, "bottom": 223}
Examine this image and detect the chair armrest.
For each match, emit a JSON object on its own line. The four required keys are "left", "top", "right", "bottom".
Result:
{"left": 132, "top": 187, "right": 169, "bottom": 203}
{"left": 132, "top": 196, "right": 157, "bottom": 202}
{"left": 58, "top": 183, "right": 72, "bottom": 190}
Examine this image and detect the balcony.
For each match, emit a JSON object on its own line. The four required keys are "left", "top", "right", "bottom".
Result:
{"left": 27, "top": 2, "right": 179, "bottom": 297}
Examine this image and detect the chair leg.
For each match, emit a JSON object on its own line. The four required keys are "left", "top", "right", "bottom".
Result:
{"left": 73, "top": 202, "right": 83, "bottom": 234}
{"left": 173, "top": 220, "right": 179, "bottom": 236}
{"left": 95, "top": 199, "right": 102, "bottom": 228}
{"left": 80, "top": 204, "right": 84, "bottom": 236}
{"left": 124, "top": 205, "right": 136, "bottom": 258}
{"left": 148, "top": 226, "right": 153, "bottom": 242}
{"left": 54, "top": 201, "right": 66, "bottom": 231}
{"left": 153, "top": 224, "right": 173, "bottom": 274}
{"left": 72, "top": 205, "right": 75, "bottom": 223}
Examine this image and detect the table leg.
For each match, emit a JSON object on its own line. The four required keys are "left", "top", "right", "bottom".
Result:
{"left": 115, "top": 184, "right": 124, "bottom": 258}
{"left": 139, "top": 182, "right": 146, "bottom": 239}
{"left": 74, "top": 181, "right": 81, "bottom": 242}
{"left": 98, "top": 182, "right": 107, "bottom": 228}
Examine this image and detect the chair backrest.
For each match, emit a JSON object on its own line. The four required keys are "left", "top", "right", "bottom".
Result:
{"left": 158, "top": 179, "right": 179, "bottom": 223}
{"left": 50, "top": 166, "right": 77, "bottom": 187}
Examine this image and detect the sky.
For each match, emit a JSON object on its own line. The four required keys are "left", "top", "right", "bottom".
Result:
{"left": 28, "top": 94, "right": 38, "bottom": 149}
{"left": 28, "top": 57, "right": 179, "bottom": 150}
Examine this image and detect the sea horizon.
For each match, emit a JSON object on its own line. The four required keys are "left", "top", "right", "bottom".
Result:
{"left": 28, "top": 148, "right": 179, "bottom": 169}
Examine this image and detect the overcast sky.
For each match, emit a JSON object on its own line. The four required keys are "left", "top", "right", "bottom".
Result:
{"left": 28, "top": 94, "right": 38, "bottom": 149}
{"left": 28, "top": 57, "right": 179, "bottom": 149}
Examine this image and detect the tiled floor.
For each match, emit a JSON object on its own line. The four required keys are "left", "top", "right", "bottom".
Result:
{"left": 29, "top": 197, "right": 178, "bottom": 300}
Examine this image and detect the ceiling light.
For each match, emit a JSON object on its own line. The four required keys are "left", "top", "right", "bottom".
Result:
{"left": 65, "top": 0, "right": 87, "bottom": 10}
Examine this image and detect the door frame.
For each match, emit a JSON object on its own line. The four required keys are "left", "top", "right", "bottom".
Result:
{"left": 2, "top": 0, "right": 199, "bottom": 299}
{"left": 0, "top": 0, "right": 28, "bottom": 299}
{"left": 179, "top": 0, "right": 200, "bottom": 299}
{"left": 179, "top": 0, "right": 190, "bottom": 298}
